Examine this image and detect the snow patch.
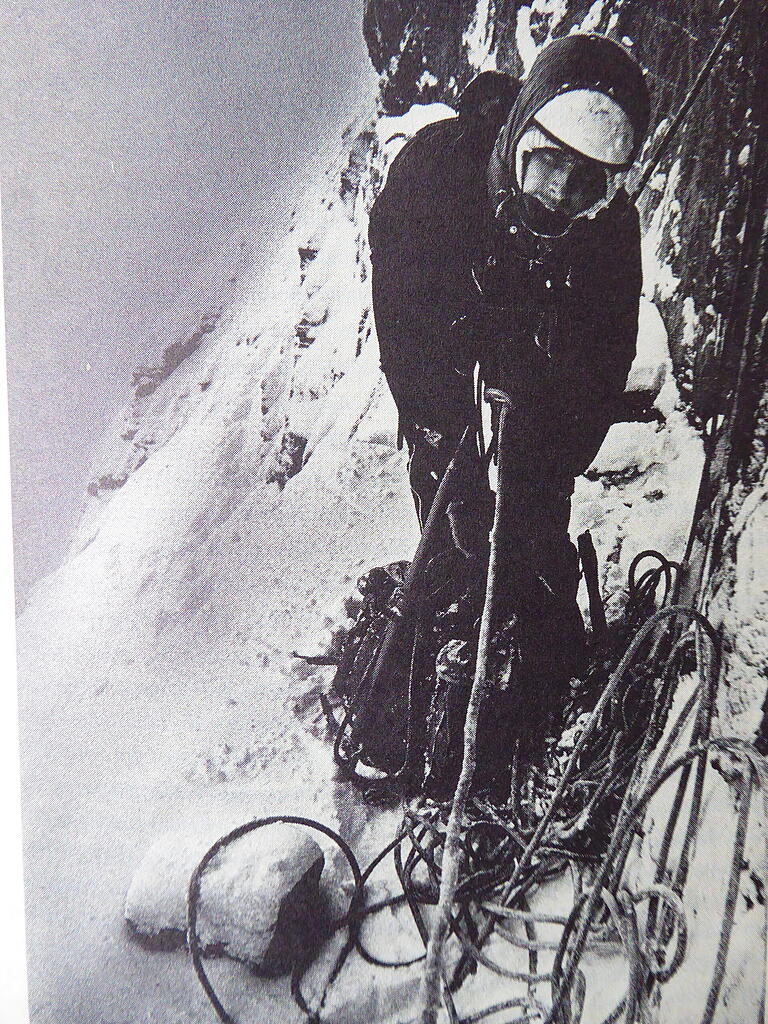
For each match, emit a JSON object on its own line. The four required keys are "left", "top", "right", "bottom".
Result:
{"left": 573, "top": 403, "right": 703, "bottom": 623}
{"left": 516, "top": 0, "right": 604, "bottom": 74}
{"left": 376, "top": 103, "right": 456, "bottom": 144}
{"left": 681, "top": 294, "right": 700, "bottom": 359}
{"left": 515, "top": 6, "right": 540, "bottom": 74}
{"left": 416, "top": 69, "right": 439, "bottom": 89}
{"left": 711, "top": 208, "right": 726, "bottom": 253}
{"left": 626, "top": 296, "right": 671, "bottom": 395}
{"left": 573, "top": 1, "right": 605, "bottom": 33}
{"left": 642, "top": 159, "right": 683, "bottom": 302}
{"left": 588, "top": 421, "right": 662, "bottom": 476}
{"left": 464, "top": 0, "right": 497, "bottom": 71}
{"left": 375, "top": 102, "right": 456, "bottom": 169}
{"left": 572, "top": 297, "right": 703, "bottom": 620}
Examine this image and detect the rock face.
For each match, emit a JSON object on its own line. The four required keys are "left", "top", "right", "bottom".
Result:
{"left": 125, "top": 824, "right": 325, "bottom": 975}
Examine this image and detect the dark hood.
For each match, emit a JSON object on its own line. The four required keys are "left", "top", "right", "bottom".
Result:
{"left": 494, "top": 34, "right": 651, "bottom": 174}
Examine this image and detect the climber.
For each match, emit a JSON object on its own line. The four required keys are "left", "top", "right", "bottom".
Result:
{"left": 369, "top": 36, "right": 651, "bottom": 754}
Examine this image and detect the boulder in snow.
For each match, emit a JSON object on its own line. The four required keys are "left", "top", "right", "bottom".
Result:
{"left": 125, "top": 823, "right": 325, "bottom": 975}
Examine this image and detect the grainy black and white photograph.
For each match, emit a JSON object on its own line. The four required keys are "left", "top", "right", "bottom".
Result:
{"left": 2, "top": 1, "right": 767, "bottom": 1022}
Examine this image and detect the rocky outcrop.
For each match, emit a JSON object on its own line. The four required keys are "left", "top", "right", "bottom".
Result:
{"left": 125, "top": 825, "right": 325, "bottom": 975}
{"left": 131, "top": 309, "right": 223, "bottom": 401}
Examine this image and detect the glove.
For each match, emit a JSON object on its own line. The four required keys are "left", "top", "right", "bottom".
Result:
{"left": 412, "top": 423, "right": 445, "bottom": 450}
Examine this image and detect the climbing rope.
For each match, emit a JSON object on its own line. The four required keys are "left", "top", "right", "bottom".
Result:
{"left": 187, "top": 554, "right": 767, "bottom": 1024}
{"left": 629, "top": 0, "right": 747, "bottom": 203}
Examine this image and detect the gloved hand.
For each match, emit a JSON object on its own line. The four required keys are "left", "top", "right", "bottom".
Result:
{"left": 412, "top": 423, "right": 445, "bottom": 450}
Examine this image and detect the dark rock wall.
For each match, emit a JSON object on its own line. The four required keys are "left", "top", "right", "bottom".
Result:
{"left": 621, "top": 2, "right": 761, "bottom": 423}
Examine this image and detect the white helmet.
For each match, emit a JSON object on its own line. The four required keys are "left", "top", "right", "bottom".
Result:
{"left": 533, "top": 89, "right": 636, "bottom": 167}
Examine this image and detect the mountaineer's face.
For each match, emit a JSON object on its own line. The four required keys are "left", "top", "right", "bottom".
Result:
{"left": 521, "top": 146, "right": 609, "bottom": 220}
{"left": 487, "top": 126, "right": 625, "bottom": 240}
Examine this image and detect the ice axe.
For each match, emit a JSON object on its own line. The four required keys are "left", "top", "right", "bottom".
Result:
{"left": 333, "top": 424, "right": 479, "bottom": 779}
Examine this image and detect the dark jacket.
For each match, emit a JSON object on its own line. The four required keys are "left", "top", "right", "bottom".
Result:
{"left": 369, "top": 46, "right": 645, "bottom": 484}
{"left": 369, "top": 73, "right": 521, "bottom": 438}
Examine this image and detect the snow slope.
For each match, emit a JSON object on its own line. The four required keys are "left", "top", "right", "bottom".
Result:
{"left": 16, "top": 105, "right": 427, "bottom": 1024}
{"left": 17, "top": 99, "right": 711, "bottom": 1023}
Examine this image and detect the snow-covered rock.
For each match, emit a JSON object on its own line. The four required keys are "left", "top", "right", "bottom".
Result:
{"left": 625, "top": 296, "right": 670, "bottom": 396}
{"left": 588, "top": 420, "right": 662, "bottom": 477}
{"left": 125, "top": 824, "right": 325, "bottom": 973}
{"left": 709, "top": 473, "right": 768, "bottom": 737}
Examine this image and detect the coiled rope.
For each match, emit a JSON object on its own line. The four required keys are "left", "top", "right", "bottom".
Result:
{"left": 187, "top": 552, "right": 767, "bottom": 1024}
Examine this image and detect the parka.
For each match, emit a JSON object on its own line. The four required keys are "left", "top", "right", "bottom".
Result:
{"left": 369, "top": 35, "right": 649, "bottom": 492}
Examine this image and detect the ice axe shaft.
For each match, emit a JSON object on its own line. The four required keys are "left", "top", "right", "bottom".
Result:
{"left": 347, "top": 425, "right": 476, "bottom": 743}
{"left": 578, "top": 530, "right": 607, "bottom": 642}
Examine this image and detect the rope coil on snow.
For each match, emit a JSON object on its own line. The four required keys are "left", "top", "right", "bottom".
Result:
{"left": 185, "top": 591, "right": 767, "bottom": 1024}
{"left": 187, "top": 815, "right": 364, "bottom": 1024}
